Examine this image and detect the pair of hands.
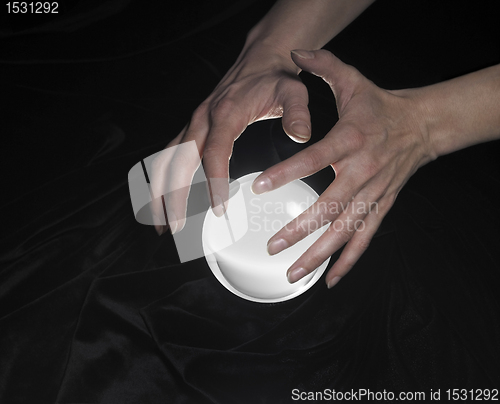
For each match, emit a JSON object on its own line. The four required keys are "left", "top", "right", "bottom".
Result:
{"left": 151, "top": 47, "right": 435, "bottom": 289}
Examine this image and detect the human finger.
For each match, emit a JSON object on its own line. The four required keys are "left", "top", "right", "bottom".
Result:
{"left": 149, "top": 131, "right": 183, "bottom": 235}
{"left": 285, "top": 195, "right": 370, "bottom": 284}
{"left": 266, "top": 175, "right": 362, "bottom": 255}
{"left": 290, "top": 49, "right": 365, "bottom": 108}
{"left": 280, "top": 81, "right": 311, "bottom": 143}
{"left": 163, "top": 107, "right": 210, "bottom": 233}
{"left": 251, "top": 126, "right": 357, "bottom": 195}
{"left": 202, "top": 99, "right": 248, "bottom": 216}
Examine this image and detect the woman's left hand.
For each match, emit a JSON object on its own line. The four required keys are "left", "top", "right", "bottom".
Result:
{"left": 251, "top": 49, "right": 436, "bottom": 289}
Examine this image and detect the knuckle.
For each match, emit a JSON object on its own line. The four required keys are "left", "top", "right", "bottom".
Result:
{"left": 282, "top": 216, "right": 304, "bottom": 237}
{"left": 345, "top": 64, "right": 361, "bottom": 79}
{"left": 151, "top": 154, "right": 163, "bottom": 172}
{"left": 286, "top": 214, "right": 324, "bottom": 241}
{"left": 297, "top": 217, "right": 318, "bottom": 236}
{"left": 202, "top": 147, "right": 218, "bottom": 163}
{"left": 361, "top": 159, "right": 380, "bottom": 179}
{"left": 171, "top": 151, "right": 189, "bottom": 167}
{"left": 211, "top": 98, "right": 237, "bottom": 120}
{"left": 303, "top": 146, "right": 327, "bottom": 171}
{"left": 377, "top": 195, "right": 395, "bottom": 212}
{"left": 151, "top": 152, "right": 168, "bottom": 174}
{"left": 286, "top": 102, "right": 308, "bottom": 116}
{"left": 310, "top": 250, "right": 331, "bottom": 271}
{"left": 317, "top": 49, "right": 334, "bottom": 63}
{"left": 203, "top": 141, "right": 223, "bottom": 159}
{"left": 356, "top": 236, "right": 371, "bottom": 252}
{"left": 344, "top": 127, "right": 365, "bottom": 151}
{"left": 314, "top": 196, "right": 338, "bottom": 219}
{"left": 336, "top": 225, "right": 353, "bottom": 244}
{"left": 298, "top": 250, "right": 325, "bottom": 275}
{"left": 203, "top": 144, "right": 231, "bottom": 171}
{"left": 287, "top": 226, "right": 307, "bottom": 244}
{"left": 192, "top": 102, "right": 209, "bottom": 120}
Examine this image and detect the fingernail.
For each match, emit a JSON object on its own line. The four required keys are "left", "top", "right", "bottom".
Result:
{"left": 212, "top": 194, "right": 225, "bottom": 217}
{"left": 291, "top": 50, "right": 315, "bottom": 59}
{"left": 267, "top": 238, "right": 288, "bottom": 255}
{"left": 168, "top": 213, "right": 178, "bottom": 234}
{"left": 251, "top": 177, "right": 272, "bottom": 195}
{"left": 290, "top": 121, "right": 310, "bottom": 139}
{"left": 287, "top": 267, "right": 307, "bottom": 283}
{"left": 327, "top": 276, "right": 342, "bottom": 289}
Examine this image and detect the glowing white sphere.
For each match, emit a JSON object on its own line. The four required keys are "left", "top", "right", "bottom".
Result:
{"left": 202, "top": 172, "right": 330, "bottom": 303}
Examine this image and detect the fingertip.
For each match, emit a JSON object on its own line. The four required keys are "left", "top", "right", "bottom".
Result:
{"left": 169, "top": 220, "right": 186, "bottom": 235}
{"left": 267, "top": 238, "right": 288, "bottom": 255}
{"left": 289, "top": 121, "right": 311, "bottom": 143}
{"left": 152, "top": 213, "right": 168, "bottom": 236}
{"left": 287, "top": 267, "right": 308, "bottom": 284}
{"left": 211, "top": 191, "right": 230, "bottom": 217}
{"left": 212, "top": 200, "right": 225, "bottom": 218}
{"left": 327, "top": 275, "right": 342, "bottom": 289}
{"left": 167, "top": 212, "right": 180, "bottom": 235}
{"left": 281, "top": 87, "right": 311, "bottom": 144}
{"left": 207, "top": 176, "right": 230, "bottom": 216}
{"left": 154, "top": 224, "right": 164, "bottom": 236}
{"left": 251, "top": 176, "right": 272, "bottom": 195}
{"left": 176, "top": 218, "right": 186, "bottom": 234}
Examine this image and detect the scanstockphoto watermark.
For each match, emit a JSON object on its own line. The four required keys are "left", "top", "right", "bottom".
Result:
{"left": 248, "top": 196, "right": 379, "bottom": 233}
{"left": 291, "top": 388, "right": 427, "bottom": 401}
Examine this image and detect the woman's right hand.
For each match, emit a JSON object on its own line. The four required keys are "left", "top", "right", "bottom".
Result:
{"left": 150, "top": 42, "right": 314, "bottom": 234}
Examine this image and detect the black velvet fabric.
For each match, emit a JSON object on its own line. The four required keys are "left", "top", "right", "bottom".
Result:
{"left": 1, "top": 0, "right": 499, "bottom": 403}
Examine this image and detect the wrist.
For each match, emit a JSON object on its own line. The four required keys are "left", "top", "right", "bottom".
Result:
{"left": 391, "top": 87, "right": 439, "bottom": 164}
{"left": 241, "top": 27, "right": 302, "bottom": 75}
{"left": 408, "top": 87, "right": 443, "bottom": 160}
{"left": 397, "top": 64, "right": 500, "bottom": 159}
{"left": 409, "top": 85, "right": 478, "bottom": 159}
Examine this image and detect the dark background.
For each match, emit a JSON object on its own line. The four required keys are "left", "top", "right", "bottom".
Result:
{"left": 1, "top": 0, "right": 499, "bottom": 403}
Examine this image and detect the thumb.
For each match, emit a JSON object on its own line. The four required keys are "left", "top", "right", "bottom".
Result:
{"left": 291, "top": 49, "right": 363, "bottom": 112}
{"left": 281, "top": 81, "right": 312, "bottom": 143}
